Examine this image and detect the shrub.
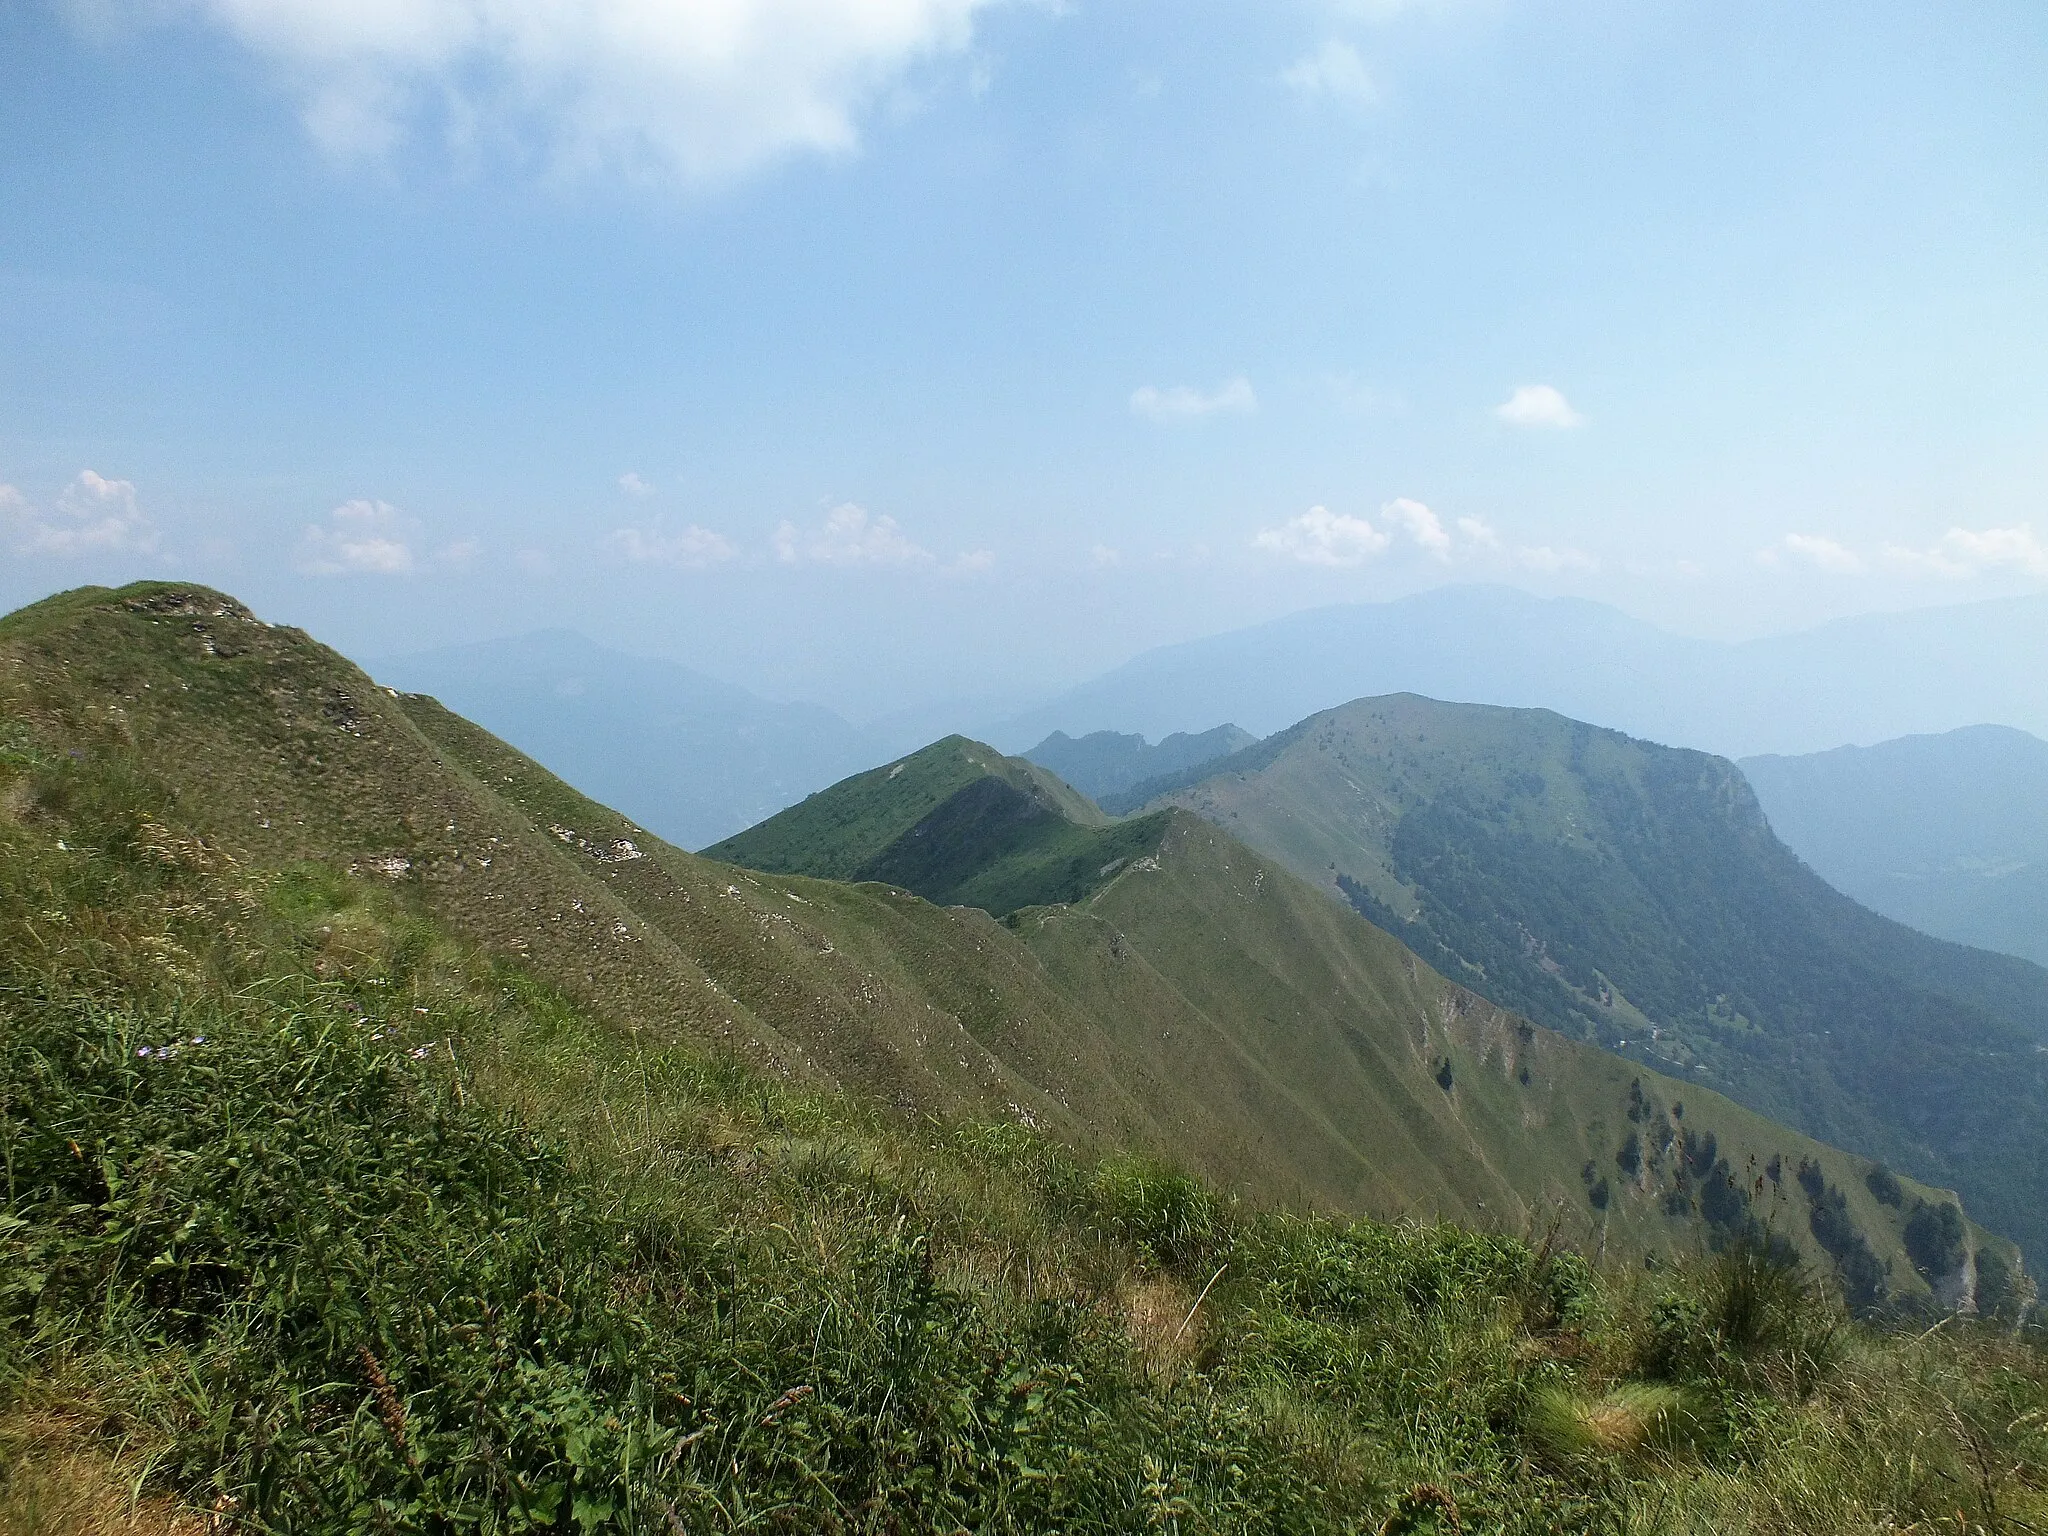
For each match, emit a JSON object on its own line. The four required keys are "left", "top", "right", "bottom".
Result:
{"left": 1904, "top": 1200, "right": 1967, "bottom": 1283}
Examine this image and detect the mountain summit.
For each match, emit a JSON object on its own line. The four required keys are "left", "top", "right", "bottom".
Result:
{"left": 1118, "top": 691, "right": 2048, "bottom": 1269}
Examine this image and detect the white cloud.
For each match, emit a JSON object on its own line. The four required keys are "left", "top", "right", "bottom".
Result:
{"left": 1281, "top": 39, "right": 1377, "bottom": 106}
{"left": 1253, "top": 505, "right": 1390, "bottom": 566}
{"left": 1455, "top": 515, "right": 1502, "bottom": 551}
{"left": 774, "top": 502, "right": 933, "bottom": 565}
{"left": 1883, "top": 524, "right": 2048, "bottom": 580}
{"left": 126, "top": 0, "right": 1011, "bottom": 185}
{"left": 1756, "top": 525, "right": 2048, "bottom": 582}
{"left": 1130, "top": 376, "right": 1258, "bottom": 424}
{"left": 297, "top": 499, "right": 417, "bottom": 575}
{"left": 947, "top": 548, "right": 996, "bottom": 575}
{"left": 618, "top": 471, "right": 656, "bottom": 497}
{"left": 1494, "top": 383, "right": 1586, "bottom": 430}
{"left": 1088, "top": 544, "right": 1121, "bottom": 568}
{"left": 1, "top": 470, "right": 160, "bottom": 557}
{"left": 1256, "top": 498, "right": 1596, "bottom": 572}
{"left": 1761, "top": 533, "right": 1867, "bottom": 575}
{"left": 1381, "top": 496, "right": 1450, "bottom": 560}
{"left": 607, "top": 522, "right": 737, "bottom": 568}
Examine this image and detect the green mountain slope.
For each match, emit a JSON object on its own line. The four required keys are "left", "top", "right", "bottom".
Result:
{"left": 0, "top": 586, "right": 2015, "bottom": 1313}
{"left": 703, "top": 725, "right": 2015, "bottom": 1310}
{"left": 1122, "top": 692, "right": 2048, "bottom": 1270}
{"left": 1743, "top": 725, "right": 2048, "bottom": 969}
{"left": 704, "top": 735, "right": 1155, "bottom": 915}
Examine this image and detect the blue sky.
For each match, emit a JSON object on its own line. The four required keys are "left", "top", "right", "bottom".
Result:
{"left": 3, "top": 0, "right": 2046, "bottom": 719}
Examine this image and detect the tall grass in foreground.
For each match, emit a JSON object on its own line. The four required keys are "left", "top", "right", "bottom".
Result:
{"left": 2, "top": 734, "right": 2047, "bottom": 1533}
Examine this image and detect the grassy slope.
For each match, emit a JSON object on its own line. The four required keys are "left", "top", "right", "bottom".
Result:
{"left": 702, "top": 735, "right": 1128, "bottom": 914}
{"left": 6, "top": 733, "right": 2044, "bottom": 1535}
{"left": 699, "top": 726, "right": 2006, "bottom": 1308}
{"left": 1131, "top": 692, "right": 2048, "bottom": 1271}
{"left": 0, "top": 587, "right": 2009, "bottom": 1309}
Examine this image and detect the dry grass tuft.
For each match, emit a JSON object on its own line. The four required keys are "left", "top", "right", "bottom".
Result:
{"left": 0, "top": 1411, "right": 208, "bottom": 1536}
{"left": 1120, "top": 1272, "right": 1204, "bottom": 1376}
{"left": 1528, "top": 1382, "right": 1689, "bottom": 1460}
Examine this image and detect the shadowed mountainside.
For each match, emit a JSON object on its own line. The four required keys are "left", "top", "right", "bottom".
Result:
{"left": 707, "top": 724, "right": 2013, "bottom": 1308}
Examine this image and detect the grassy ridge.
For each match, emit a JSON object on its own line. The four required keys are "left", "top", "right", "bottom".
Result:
{"left": 3, "top": 723, "right": 2048, "bottom": 1533}
{"left": 701, "top": 725, "right": 2016, "bottom": 1308}
{"left": 703, "top": 735, "right": 1137, "bottom": 914}
{"left": 0, "top": 586, "right": 2021, "bottom": 1302}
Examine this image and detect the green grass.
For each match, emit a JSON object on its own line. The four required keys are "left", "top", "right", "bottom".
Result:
{"left": 0, "top": 584, "right": 1999, "bottom": 1316}
{"left": 3, "top": 757, "right": 2047, "bottom": 1534}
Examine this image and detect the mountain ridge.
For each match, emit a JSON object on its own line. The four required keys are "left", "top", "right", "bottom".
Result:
{"left": 996, "top": 586, "right": 2048, "bottom": 758}
{"left": 0, "top": 584, "right": 2002, "bottom": 1311}
{"left": 1120, "top": 691, "right": 2048, "bottom": 1268}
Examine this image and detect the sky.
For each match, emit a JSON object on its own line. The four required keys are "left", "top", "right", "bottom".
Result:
{"left": 3, "top": 0, "right": 2046, "bottom": 722}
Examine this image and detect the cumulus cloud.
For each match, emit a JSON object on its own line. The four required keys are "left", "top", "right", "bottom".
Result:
{"left": 296, "top": 498, "right": 476, "bottom": 576}
{"left": 1281, "top": 39, "right": 1377, "bottom": 106}
{"left": 607, "top": 522, "right": 737, "bottom": 568}
{"left": 618, "top": 471, "right": 656, "bottom": 497}
{"left": 1494, "top": 383, "right": 1586, "bottom": 429}
{"left": 1, "top": 471, "right": 160, "bottom": 557}
{"left": 1381, "top": 496, "right": 1450, "bottom": 560}
{"left": 297, "top": 500, "right": 417, "bottom": 575}
{"left": 1756, "top": 525, "right": 2048, "bottom": 582}
{"left": 948, "top": 547, "right": 996, "bottom": 575}
{"left": 1256, "top": 499, "right": 1596, "bottom": 572}
{"left": 1884, "top": 524, "right": 2048, "bottom": 580}
{"left": 119, "top": 0, "right": 1011, "bottom": 184}
{"left": 1130, "top": 376, "right": 1257, "bottom": 424}
{"left": 1253, "top": 505, "right": 1391, "bottom": 566}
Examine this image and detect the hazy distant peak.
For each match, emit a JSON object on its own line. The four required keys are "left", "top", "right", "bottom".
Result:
{"left": 1022, "top": 721, "right": 1256, "bottom": 801}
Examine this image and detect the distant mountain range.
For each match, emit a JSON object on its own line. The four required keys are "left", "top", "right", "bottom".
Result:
{"left": 1744, "top": 725, "right": 2048, "bottom": 970}
{"left": 1113, "top": 693, "right": 2048, "bottom": 1271}
{"left": 1021, "top": 725, "right": 1256, "bottom": 803}
{"left": 995, "top": 586, "right": 2048, "bottom": 759}
{"left": 368, "top": 591, "right": 2048, "bottom": 860}
{"left": 373, "top": 631, "right": 882, "bottom": 850}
